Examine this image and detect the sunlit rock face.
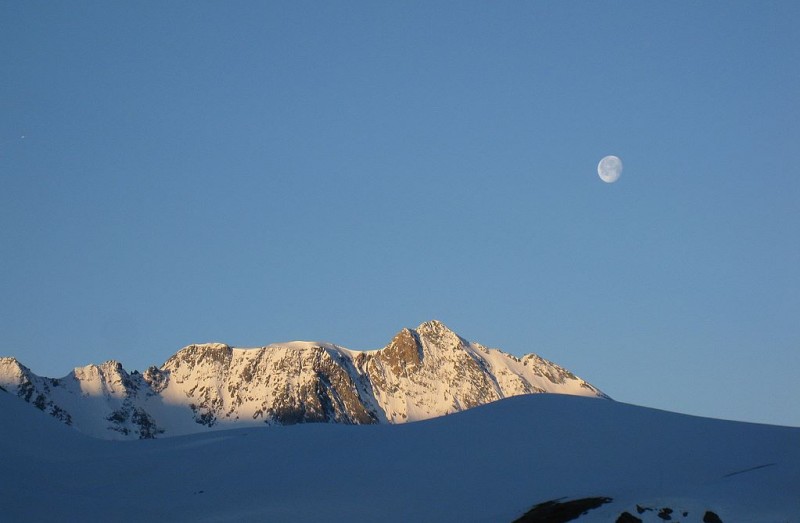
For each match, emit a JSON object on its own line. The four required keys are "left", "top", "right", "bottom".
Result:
{"left": 0, "top": 321, "right": 608, "bottom": 439}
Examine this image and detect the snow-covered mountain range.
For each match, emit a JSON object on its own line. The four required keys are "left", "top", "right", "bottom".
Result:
{"left": 0, "top": 320, "right": 607, "bottom": 439}
{"left": 3, "top": 320, "right": 798, "bottom": 521}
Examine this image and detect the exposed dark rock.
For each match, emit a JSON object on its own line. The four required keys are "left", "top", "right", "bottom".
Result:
{"left": 192, "top": 406, "right": 217, "bottom": 427}
{"left": 132, "top": 407, "right": 163, "bottom": 439}
{"left": 616, "top": 513, "right": 642, "bottom": 523}
{"left": 107, "top": 408, "right": 129, "bottom": 424}
{"left": 33, "top": 393, "right": 47, "bottom": 411}
{"left": 49, "top": 404, "right": 72, "bottom": 425}
{"left": 18, "top": 379, "right": 35, "bottom": 402}
{"left": 657, "top": 507, "right": 673, "bottom": 520}
{"left": 703, "top": 511, "right": 723, "bottom": 523}
{"left": 380, "top": 328, "right": 423, "bottom": 374}
{"left": 513, "top": 497, "right": 612, "bottom": 523}
{"left": 142, "top": 366, "right": 169, "bottom": 393}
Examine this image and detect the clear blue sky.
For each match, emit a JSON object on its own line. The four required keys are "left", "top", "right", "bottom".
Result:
{"left": 2, "top": 2, "right": 798, "bottom": 426}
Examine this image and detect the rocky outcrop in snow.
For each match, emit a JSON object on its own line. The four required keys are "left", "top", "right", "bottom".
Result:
{"left": 0, "top": 321, "right": 608, "bottom": 439}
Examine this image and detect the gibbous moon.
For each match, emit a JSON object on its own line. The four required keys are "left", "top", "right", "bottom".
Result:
{"left": 597, "top": 155, "right": 622, "bottom": 183}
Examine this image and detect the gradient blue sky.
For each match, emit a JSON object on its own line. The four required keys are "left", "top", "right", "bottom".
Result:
{"left": 2, "top": 2, "right": 798, "bottom": 426}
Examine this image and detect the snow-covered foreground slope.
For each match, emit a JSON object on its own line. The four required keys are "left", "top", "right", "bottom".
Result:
{"left": 1, "top": 390, "right": 797, "bottom": 522}
{"left": 0, "top": 320, "right": 606, "bottom": 439}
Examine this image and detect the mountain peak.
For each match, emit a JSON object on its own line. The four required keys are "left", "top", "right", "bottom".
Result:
{"left": 71, "top": 360, "right": 125, "bottom": 377}
{"left": 379, "top": 327, "right": 424, "bottom": 373}
{"left": 416, "top": 319, "right": 451, "bottom": 333}
{"left": 414, "top": 319, "right": 464, "bottom": 350}
{"left": 163, "top": 343, "right": 233, "bottom": 370}
{"left": 0, "top": 357, "right": 31, "bottom": 383}
{"left": 69, "top": 360, "right": 134, "bottom": 399}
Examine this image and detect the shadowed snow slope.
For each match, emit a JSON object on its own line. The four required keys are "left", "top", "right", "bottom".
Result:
{"left": 1, "top": 390, "right": 797, "bottom": 522}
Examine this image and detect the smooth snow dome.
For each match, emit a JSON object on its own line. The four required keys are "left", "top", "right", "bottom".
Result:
{"left": 1, "top": 391, "right": 799, "bottom": 522}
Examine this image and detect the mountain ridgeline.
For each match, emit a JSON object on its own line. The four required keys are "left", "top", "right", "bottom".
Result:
{"left": 0, "top": 321, "right": 608, "bottom": 439}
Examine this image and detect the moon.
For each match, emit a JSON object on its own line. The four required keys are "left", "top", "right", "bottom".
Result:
{"left": 597, "top": 155, "right": 622, "bottom": 183}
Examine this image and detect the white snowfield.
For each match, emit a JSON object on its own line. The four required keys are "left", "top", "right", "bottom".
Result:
{"left": 1, "top": 390, "right": 797, "bottom": 522}
{"left": 0, "top": 321, "right": 606, "bottom": 439}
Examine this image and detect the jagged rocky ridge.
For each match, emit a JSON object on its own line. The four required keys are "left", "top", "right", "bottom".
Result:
{"left": 0, "top": 320, "right": 608, "bottom": 439}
